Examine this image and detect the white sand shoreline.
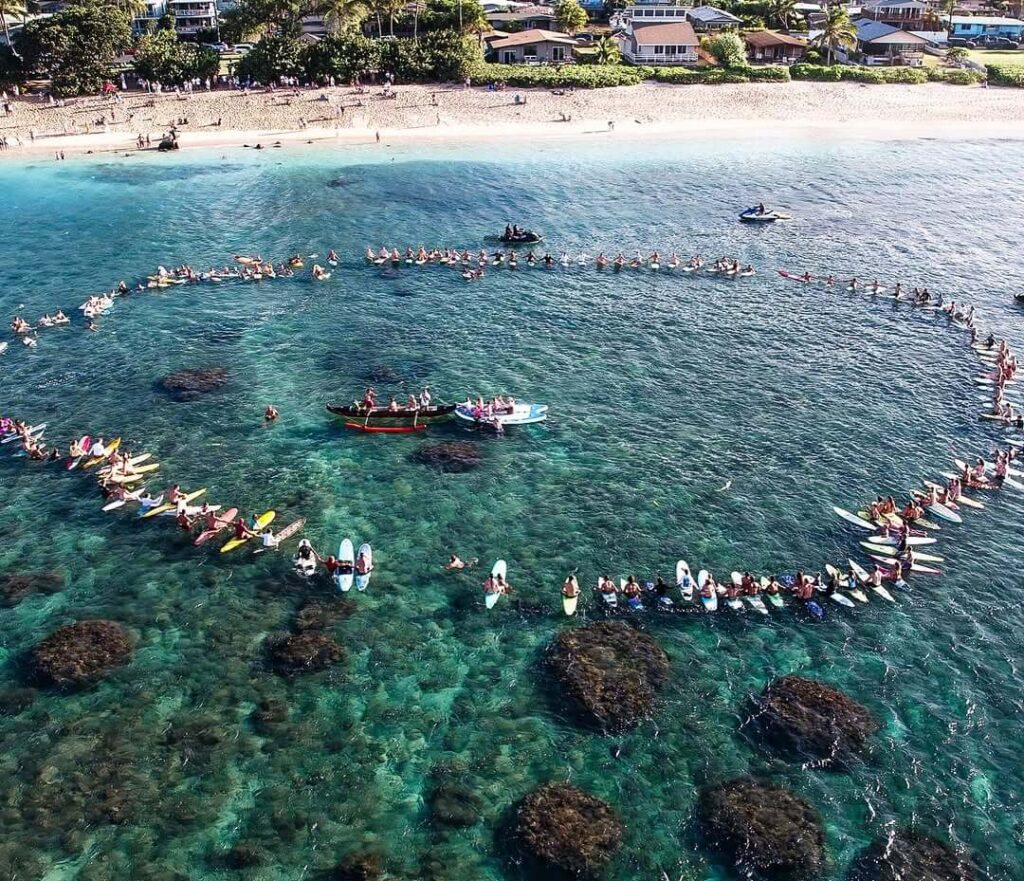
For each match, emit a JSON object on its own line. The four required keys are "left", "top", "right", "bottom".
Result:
{"left": 3, "top": 81, "right": 1024, "bottom": 160}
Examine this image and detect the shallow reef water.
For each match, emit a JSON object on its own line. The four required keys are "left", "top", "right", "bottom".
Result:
{"left": 0, "top": 137, "right": 1023, "bottom": 879}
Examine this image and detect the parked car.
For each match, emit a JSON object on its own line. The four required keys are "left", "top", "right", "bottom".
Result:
{"left": 947, "top": 37, "right": 977, "bottom": 49}
{"left": 973, "top": 35, "right": 1020, "bottom": 49}
{"left": 203, "top": 42, "right": 231, "bottom": 53}
{"left": 574, "top": 32, "right": 594, "bottom": 43}
{"left": 233, "top": 42, "right": 256, "bottom": 55}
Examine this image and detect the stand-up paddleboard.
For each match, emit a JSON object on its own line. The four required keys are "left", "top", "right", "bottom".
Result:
{"left": 921, "top": 500, "right": 963, "bottom": 524}
{"left": 293, "top": 539, "right": 317, "bottom": 576}
{"left": 826, "top": 563, "right": 868, "bottom": 603}
{"left": 272, "top": 517, "right": 305, "bottom": 547}
{"left": 827, "top": 590, "right": 856, "bottom": 608}
{"left": 621, "top": 578, "right": 644, "bottom": 611}
{"left": 833, "top": 506, "right": 876, "bottom": 530}
{"left": 866, "top": 533, "right": 937, "bottom": 547}
{"left": 759, "top": 576, "right": 785, "bottom": 608}
{"left": 848, "top": 558, "right": 895, "bottom": 602}
{"left": 2, "top": 423, "right": 47, "bottom": 445}
{"left": 867, "top": 553, "right": 942, "bottom": 574}
{"left": 83, "top": 437, "right": 120, "bottom": 468}
{"left": 106, "top": 464, "right": 161, "bottom": 483}
{"left": 562, "top": 575, "right": 579, "bottom": 616}
{"left": 220, "top": 510, "right": 274, "bottom": 553}
{"left": 725, "top": 573, "right": 745, "bottom": 611}
{"left": 676, "top": 560, "right": 694, "bottom": 602}
{"left": 862, "top": 543, "right": 944, "bottom": 563}
{"left": 67, "top": 436, "right": 92, "bottom": 469}
{"left": 143, "top": 488, "right": 206, "bottom": 519}
{"left": 486, "top": 559, "right": 505, "bottom": 609}
{"left": 98, "top": 453, "right": 151, "bottom": 474}
{"left": 355, "top": 543, "right": 373, "bottom": 591}
{"left": 597, "top": 576, "right": 618, "bottom": 610}
{"left": 194, "top": 508, "right": 239, "bottom": 545}
{"left": 336, "top": 539, "right": 355, "bottom": 592}
{"left": 102, "top": 499, "right": 127, "bottom": 512}
{"left": 697, "top": 570, "right": 718, "bottom": 611}
{"left": 730, "top": 571, "right": 766, "bottom": 614}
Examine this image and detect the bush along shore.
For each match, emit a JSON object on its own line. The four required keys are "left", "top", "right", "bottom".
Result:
{"left": 469, "top": 62, "right": 991, "bottom": 89}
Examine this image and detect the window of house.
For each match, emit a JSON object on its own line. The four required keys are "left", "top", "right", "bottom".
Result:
{"left": 524, "top": 45, "right": 537, "bottom": 55}
{"left": 654, "top": 44, "right": 664, "bottom": 53}
{"left": 503, "top": 50, "right": 517, "bottom": 62}
{"left": 552, "top": 46, "right": 566, "bottom": 60}
{"left": 665, "top": 45, "right": 677, "bottom": 54}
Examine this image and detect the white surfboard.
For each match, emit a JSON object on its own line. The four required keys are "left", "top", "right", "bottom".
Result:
{"left": 355, "top": 542, "right": 373, "bottom": 591}
{"left": 486, "top": 559, "right": 506, "bottom": 609}
{"left": 336, "top": 538, "right": 354, "bottom": 592}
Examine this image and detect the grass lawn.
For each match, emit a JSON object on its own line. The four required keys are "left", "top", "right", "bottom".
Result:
{"left": 966, "top": 48, "right": 1024, "bottom": 67}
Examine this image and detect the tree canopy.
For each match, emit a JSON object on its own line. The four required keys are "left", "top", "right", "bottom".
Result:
{"left": 554, "top": 0, "right": 588, "bottom": 33}
{"left": 17, "top": 0, "right": 133, "bottom": 96}
{"left": 134, "top": 29, "right": 220, "bottom": 85}
{"left": 706, "top": 32, "right": 746, "bottom": 68}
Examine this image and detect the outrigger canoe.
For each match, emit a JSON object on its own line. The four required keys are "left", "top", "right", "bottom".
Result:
{"left": 344, "top": 422, "right": 426, "bottom": 434}
{"left": 326, "top": 403, "right": 456, "bottom": 420}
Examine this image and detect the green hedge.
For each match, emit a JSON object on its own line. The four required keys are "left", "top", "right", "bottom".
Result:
{"left": 470, "top": 63, "right": 648, "bottom": 87}
{"left": 926, "top": 67, "right": 985, "bottom": 85}
{"left": 987, "top": 63, "right": 1024, "bottom": 87}
{"left": 790, "top": 62, "right": 842, "bottom": 81}
{"left": 649, "top": 65, "right": 788, "bottom": 84}
{"left": 791, "top": 63, "right": 928, "bottom": 84}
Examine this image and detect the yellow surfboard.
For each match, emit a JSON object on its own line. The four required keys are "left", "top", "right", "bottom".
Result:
{"left": 220, "top": 510, "right": 275, "bottom": 554}
{"left": 142, "top": 487, "right": 206, "bottom": 519}
{"left": 82, "top": 437, "right": 121, "bottom": 469}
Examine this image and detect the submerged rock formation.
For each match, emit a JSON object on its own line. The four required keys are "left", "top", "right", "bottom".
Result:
{"left": 294, "top": 597, "right": 355, "bottom": 632}
{"left": 849, "top": 830, "right": 976, "bottom": 881}
{"left": 32, "top": 620, "right": 133, "bottom": 686}
{"left": 515, "top": 783, "right": 622, "bottom": 876}
{"left": 412, "top": 441, "right": 482, "bottom": 473}
{"left": 430, "top": 780, "right": 483, "bottom": 828}
{"left": 699, "top": 778, "right": 824, "bottom": 878}
{"left": 266, "top": 631, "right": 343, "bottom": 675}
{"left": 330, "top": 852, "right": 383, "bottom": 881}
{"left": 1, "top": 571, "right": 64, "bottom": 607}
{"left": 547, "top": 621, "right": 668, "bottom": 730}
{"left": 752, "top": 675, "right": 878, "bottom": 763}
{"left": 157, "top": 367, "right": 228, "bottom": 401}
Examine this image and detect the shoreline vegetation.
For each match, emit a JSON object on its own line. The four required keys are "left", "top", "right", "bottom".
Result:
{"left": 3, "top": 80, "right": 1024, "bottom": 160}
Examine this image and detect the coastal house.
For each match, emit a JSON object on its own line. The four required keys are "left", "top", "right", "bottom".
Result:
{"left": 743, "top": 29, "right": 808, "bottom": 62}
{"left": 488, "top": 28, "right": 578, "bottom": 62}
{"left": 685, "top": 5, "right": 742, "bottom": 30}
{"left": 855, "top": 19, "right": 931, "bottom": 63}
{"left": 857, "top": 0, "right": 930, "bottom": 31}
{"left": 615, "top": 19, "right": 699, "bottom": 64}
{"left": 948, "top": 14, "right": 1024, "bottom": 40}
{"left": 131, "top": 0, "right": 225, "bottom": 37}
{"left": 485, "top": 5, "right": 560, "bottom": 31}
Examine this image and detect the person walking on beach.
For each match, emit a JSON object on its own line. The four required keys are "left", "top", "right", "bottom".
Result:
{"left": 375, "top": 131, "right": 380, "bottom": 143}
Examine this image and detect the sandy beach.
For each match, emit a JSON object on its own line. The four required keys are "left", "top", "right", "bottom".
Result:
{"left": 3, "top": 80, "right": 1024, "bottom": 157}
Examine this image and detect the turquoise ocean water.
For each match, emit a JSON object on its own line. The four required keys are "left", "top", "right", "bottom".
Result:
{"left": 1, "top": 136, "right": 1023, "bottom": 879}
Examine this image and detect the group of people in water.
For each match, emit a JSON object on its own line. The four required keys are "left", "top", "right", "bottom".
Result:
{"left": 364, "top": 246, "right": 755, "bottom": 280}
{"left": 977, "top": 335, "right": 1021, "bottom": 425}
{"left": 1, "top": 251, "right": 343, "bottom": 351}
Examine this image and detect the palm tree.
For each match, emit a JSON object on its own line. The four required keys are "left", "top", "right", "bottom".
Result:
{"left": 112, "top": 0, "right": 148, "bottom": 16}
{"left": 0, "top": 0, "right": 28, "bottom": 60}
{"left": 366, "top": 0, "right": 403, "bottom": 35}
{"left": 814, "top": 4, "right": 857, "bottom": 64}
{"left": 594, "top": 34, "right": 619, "bottom": 64}
{"left": 942, "top": 0, "right": 957, "bottom": 34}
{"left": 317, "top": 0, "right": 370, "bottom": 33}
{"left": 764, "top": 0, "right": 796, "bottom": 30}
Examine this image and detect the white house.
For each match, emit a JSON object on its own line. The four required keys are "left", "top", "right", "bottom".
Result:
{"left": 615, "top": 18, "right": 699, "bottom": 64}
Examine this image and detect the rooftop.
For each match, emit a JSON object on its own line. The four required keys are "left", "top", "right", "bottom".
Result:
{"left": 488, "top": 27, "right": 579, "bottom": 48}
{"left": 686, "top": 5, "right": 741, "bottom": 22}
{"left": 949, "top": 14, "right": 1024, "bottom": 25}
{"left": 631, "top": 20, "right": 698, "bottom": 42}
{"left": 743, "top": 28, "right": 808, "bottom": 47}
